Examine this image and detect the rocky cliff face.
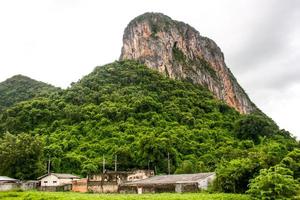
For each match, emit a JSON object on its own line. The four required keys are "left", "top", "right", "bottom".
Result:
{"left": 120, "top": 13, "right": 256, "bottom": 114}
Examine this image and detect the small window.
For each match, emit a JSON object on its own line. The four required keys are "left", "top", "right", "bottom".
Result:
{"left": 44, "top": 181, "right": 48, "bottom": 183}
{"left": 53, "top": 181, "right": 57, "bottom": 183}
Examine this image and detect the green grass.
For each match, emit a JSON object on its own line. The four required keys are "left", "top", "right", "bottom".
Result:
{"left": 0, "top": 191, "right": 250, "bottom": 200}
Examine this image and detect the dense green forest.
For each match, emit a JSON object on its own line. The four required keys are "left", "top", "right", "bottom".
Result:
{"left": 0, "top": 75, "right": 60, "bottom": 111}
{"left": 0, "top": 60, "right": 299, "bottom": 197}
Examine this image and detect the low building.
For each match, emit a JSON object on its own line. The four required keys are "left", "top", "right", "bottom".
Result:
{"left": 120, "top": 172, "right": 215, "bottom": 194}
{"left": 87, "top": 170, "right": 154, "bottom": 193}
{"left": 0, "top": 176, "right": 19, "bottom": 191}
{"left": 37, "top": 173, "right": 80, "bottom": 191}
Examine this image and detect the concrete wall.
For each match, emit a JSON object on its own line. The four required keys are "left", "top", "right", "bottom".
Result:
{"left": 72, "top": 179, "right": 88, "bottom": 193}
{"left": 197, "top": 174, "right": 215, "bottom": 189}
{"left": 88, "top": 182, "right": 118, "bottom": 193}
{"left": 40, "top": 175, "right": 60, "bottom": 187}
{"left": 0, "top": 183, "right": 19, "bottom": 191}
{"left": 39, "top": 184, "right": 72, "bottom": 192}
{"left": 175, "top": 183, "right": 198, "bottom": 193}
{"left": 20, "top": 181, "right": 39, "bottom": 190}
{"left": 119, "top": 184, "right": 175, "bottom": 194}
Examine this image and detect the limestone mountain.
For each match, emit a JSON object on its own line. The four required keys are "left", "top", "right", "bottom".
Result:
{"left": 0, "top": 75, "right": 60, "bottom": 111}
{"left": 120, "top": 13, "right": 256, "bottom": 114}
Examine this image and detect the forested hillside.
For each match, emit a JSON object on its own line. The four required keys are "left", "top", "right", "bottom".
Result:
{"left": 0, "top": 75, "right": 60, "bottom": 111}
{"left": 0, "top": 60, "right": 299, "bottom": 195}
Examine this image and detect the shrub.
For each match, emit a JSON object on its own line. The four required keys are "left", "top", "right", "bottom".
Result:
{"left": 247, "top": 165, "right": 299, "bottom": 199}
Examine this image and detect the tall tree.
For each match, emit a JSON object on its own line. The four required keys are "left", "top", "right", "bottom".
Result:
{"left": 0, "top": 132, "right": 45, "bottom": 179}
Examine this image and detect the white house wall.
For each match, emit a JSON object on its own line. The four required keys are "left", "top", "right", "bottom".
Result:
{"left": 40, "top": 175, "right": 60, "bottom": 187}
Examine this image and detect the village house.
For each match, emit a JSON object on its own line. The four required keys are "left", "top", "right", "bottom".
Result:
{"left": 72, "top": 170, "right": 154, "bottom": 193}
{"left": 0, "top": 176, "right": 19, "bottom": 191}
{"left": 38, "top": 173, "right": 80, "bottom": 191}
{"left": 119, "top": 172, "right": 215, "bottom": 194}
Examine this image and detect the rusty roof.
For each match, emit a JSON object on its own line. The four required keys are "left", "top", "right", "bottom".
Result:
{"left": 123, "top": 172, "right": 215, "bottom": 186}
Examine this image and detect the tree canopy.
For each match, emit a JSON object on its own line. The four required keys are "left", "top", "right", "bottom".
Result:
{"left": 0, "top": 60, "right": 298, "bottom": 198}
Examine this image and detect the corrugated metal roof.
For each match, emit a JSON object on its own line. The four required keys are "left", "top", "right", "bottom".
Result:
{"left": 0, "top": 176, "right": 18, "bottom": 182}
{"left": 123, "top": 172, "right": 215, "bottom": 186}
{"left": 37, "top": 173, "right": 80, "bottom": 180}
{"left": 52, "top": 173, "right": 80, "bottom": 179}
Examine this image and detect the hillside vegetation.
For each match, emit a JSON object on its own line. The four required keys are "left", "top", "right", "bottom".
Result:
{"left": 0, "top": 75, "right": 60, "bottom": 111}
{"left": 0, "top": 60, "right": 299, "bottom": 196}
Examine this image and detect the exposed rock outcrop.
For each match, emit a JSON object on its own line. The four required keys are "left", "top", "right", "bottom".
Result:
{"left": 120, "top": 13, "right": 256, "bottom": 114}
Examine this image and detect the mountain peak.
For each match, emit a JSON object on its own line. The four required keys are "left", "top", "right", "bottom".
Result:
{"left": 128, "top": 12, "right": 174, "bottom": 25}
{"left": 120, "top": 13, "right": 256, "bottom": 114}
{"left": 6, "top": 74, "right": 31, "bottom": 80}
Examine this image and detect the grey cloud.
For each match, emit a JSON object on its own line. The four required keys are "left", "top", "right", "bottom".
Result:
{"left": 239, "top": 56, "right": 300, "bottom": 91}
{"left": 232, "top": 0, "right": 300, "bottom": 73}
{"left": 258, "top": 68, "right": 300, "bottom": 90}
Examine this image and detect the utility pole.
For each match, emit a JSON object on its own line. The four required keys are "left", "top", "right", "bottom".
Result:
{"left": 114, "top": 155, "right": 117, "bottom": 172}
{"left": 47, "top": 158, "right": 51, "bottom": 174}
{"left": 167, "top": 152, "right": 170, "bottom": 175}
{"left": 102, "top": 155, "right": 106, "bottom": 174}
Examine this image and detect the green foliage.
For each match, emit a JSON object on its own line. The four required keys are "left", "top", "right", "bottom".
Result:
{"left": 0, "top": 60, "right": 297, "bottom": 192}
{"left": 234, "top": 114, "right": 278, "bottom": 143}
{"left": 214, "top": 139, "right": 298, "bottom": 193}
{"left": 172, "top": 45, "right": 186, "bottom": 63}
{"left": 0, "top": 132, "right": 45, "bottom": 180}
{"left": 214, "top": 158, "right": 260, "bottom": 193}
{"left": 280, "top": 149, "right": 300, "bottom": 180}
{"left": 0, "top": 75, "right": 60, "bottom": 111}
{"left": 247, "top": 165, "right": 299, "bottom": 199}
{"left": 175, "top": 160, "right": 199, "bottom": 174}
{"left": 0, "top": 60, "right": 245, "bottom": 175}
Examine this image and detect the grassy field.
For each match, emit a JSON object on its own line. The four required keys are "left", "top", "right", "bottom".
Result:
{"left": 0, "top": 191, "right": 250, "bottom": 200}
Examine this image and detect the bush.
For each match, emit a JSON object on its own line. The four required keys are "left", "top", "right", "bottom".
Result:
{"left": 214, "top": 158, "right": 259, "bottom": 193}
{"left": 234, "top": 114, "right": 277, "bottom": 143}
{"left": 247, "top": 165, "right": 299, "bottom": 199}
{"left": 280, "top": 148, "right": 300, "bottom": 180}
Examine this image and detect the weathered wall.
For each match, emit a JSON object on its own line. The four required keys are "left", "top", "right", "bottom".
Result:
{"left": 0, "top": 183, "right": 19, "bottom": 191}
{"left": 20, "top": 181, "right": 38, "bottom": 190}
{"left": 175, "top": 183, "right": 198, "bottom": 193}
{"left": 40, "top": 175, "right": 60, "bottom": 187}
{"left": 88, "top": 182, "right": 118, "bottom": 193}
{"left": 39, "top": 184, "right": 72, "bottom": 192}
{"left": 198, "top": 174, "right": 215, "bottom": 189}
{"left": 72, "top": 178, "right": 88, "bottom": 193}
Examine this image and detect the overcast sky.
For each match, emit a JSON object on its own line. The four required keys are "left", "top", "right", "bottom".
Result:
{"left": 0, "top": 0, "right": 299, "bottom": 138}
